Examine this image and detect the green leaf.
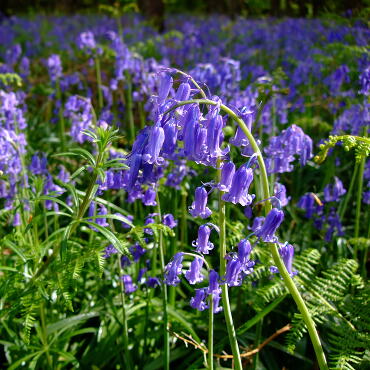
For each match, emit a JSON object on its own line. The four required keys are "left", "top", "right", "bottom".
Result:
{"left": 81, "top": 213, "right": 134, "bottom": 228}
{"left": 33, "top": 195, "right": 74, "bottom": 214}
{"left": 47, "top": 311, "right": 100, "bottom": 335}
{"left": 82, "top": 221, "right": 129, "bottom": 256}
{"left": 69, "top": 165, "right": 88, "bottom": 181}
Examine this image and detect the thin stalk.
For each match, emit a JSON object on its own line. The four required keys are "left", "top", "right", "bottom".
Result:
{"left": 39, "top": 302, "right": 52, "bottom": 368}
{"left": 169, "top": 189, "right": 178, "bottom": 306}
{"left": 138, "top": 101, "right": 146, "bottom": 129}
{"left": 218, "top": 158, "right": 242, "bottom": 370}
{"left": 180, "top": 189, "right": 188, "bottom": 249}
{"left": 339, "top": 162, "right": 358, "bottom": 221}
{"left": 354, "top": 156, "right": 366, "bottom": 260}
{"left": 208, "top": 294, "right": 214, "bottom": 370}
{"left": 165, "top": 98, "right": 328, "bottom": 370}
{"left": 156, "top": 193, "right": 170, "bottom": 370}
{"left": 252, "top": 318, "right": 263, "bottom": 369}
{"left": 95, "top": 56, "right": 103, "bottom": 111}
{"left": 125, "top": 71, "right": 135, "bottom": 143}
{"left": 56, "top": 80, "right": 66, "bottom": 151}
{"left": 117, "top": 255, "right": 133, "bottom": 370}
{"left": 363, "top": 210, "right": 370, "bottom": 277}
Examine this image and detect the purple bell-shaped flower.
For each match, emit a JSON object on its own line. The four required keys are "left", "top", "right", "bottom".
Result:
{"left": 164, "top": 252, "right": 184, "bottom": 286}
{"left": 218, "top": 161, "right": 235, "bottom": 192}
{"left": 222, "top": 165, "right": 254, "bottom": 206}
{"left": 185, "top": 256, "right": 204, "bottom": 284}
{"left": 121, "top": 275, "right": 137, "bottom": 294}
{"left": 255, "top": 208, "right": 284, "bottom": 242}
{"left": 190, "top": 288, "right": 208, "bottom": 311}
{"left": 192, "top": 224, "right": 214, "bottom": 254}
{"left": 189, "top": 187, "right": 212, "bottom": 219}
{"left": 143, "top": 125, "right": 165, "bottom": 165}
{"left": 143, "top": 188, "right": 157, "bottom": 206}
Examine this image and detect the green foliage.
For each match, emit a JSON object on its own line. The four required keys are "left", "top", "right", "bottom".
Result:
{"left": 0, "top": 72, "right": 22, "bottom": 87}
{"left": 252, "top": 248, "right": 369, "bottom": 369}
{"left": 315, "top": 135, "right": 370, "bottom": 164}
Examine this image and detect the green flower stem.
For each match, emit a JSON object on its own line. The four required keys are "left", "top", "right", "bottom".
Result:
{"left": 95, "top": 56, "right": 103, "bottom": 111}
{"left": 156, "top": 193, "right": 170, "bottom": 370}
{"left": 208, "top": 294, "right": 214, "bottom": 370}
{"left": 165, "top": 98, "right": 328, "bottom": 370}
{"left": 117, "top": 255, "right": 133, "bottom": 370}
{"left": 253, "top": 318, "right": 263, "bottom": 370}
{"left": 217, "top": 158, "right": 243, "bottom": 370}
{"left": 169, "top": 190, "right": 178, "bottom": 306}
{"left": 354, "top": 155, "right": 366, "bottom": 260}
{"left": 180, "top": 189, "right": 188, "bottom": 249}
{"left": 339, "top": 162, "right": 358, "bottom": 221}
{"left": 125, "top": 72, "right": 135, "bottom": 143}
{"left": 40, "top": 302, "right": 52, "bottom": 369}
{"left": 56, "top": 79, "right": 66, "bottom": 151}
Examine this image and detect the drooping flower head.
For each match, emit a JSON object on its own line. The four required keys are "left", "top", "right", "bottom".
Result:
{"left": 185, "top": 256, "right": 204, "bottom": 284}
{"left": 255, "top": 208, "right": 284, "bottom": 242}
{"left": 190, "top": 288, "right": 208, "bottom": 311}
{"left": 192, "top": 224, "right": 214, "bottom": 254}
{"left": 323, "top": 177, "right": 346, "bottom": 202}
{"left": 189, "top": 187, "right": 212, "bottom": 219}
{"left": 121, "top": 275, "right": 137, "bottom": 294}
{"left": 164, "top": 252, "right": 184, "bottom": 286}
{"left": 222, "top": 165, "right": 254, "bottom": 206}
{"left": 218, "top": 161, "right": 235, "bottom": 192}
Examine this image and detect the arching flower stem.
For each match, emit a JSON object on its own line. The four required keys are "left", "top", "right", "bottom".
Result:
{"left": 217, "top": 157, "right": 243, "bottom": 370}
{"left": 165, "top": 98, "right": 328, "bottom": 370}
{"left": 156, "top": 192, "right": 170, "bottom": 370}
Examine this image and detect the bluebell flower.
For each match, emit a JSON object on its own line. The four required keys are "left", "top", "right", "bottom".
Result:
{"left": 244, "top": 206, "right": 253, "bottom": 219}
{"left": 273, "top": 182, "right": 290, "bottom": 207}
{"left": 218, "top": 162, "right": 235, "bottom": 192}
{"left": 163, "top": 213, "right": 177, "bottom": 229}
{"left": 103, "top": 244, "right": 118, "bottom": 258}
{"left": 162, "top": 120, "right": 178, "bottom": 156}
{"left": 126, "top": 154, "right": 142, "bottom": 190}
{"left": 29, "top": 153, "right": 48, "bottom": 175}
{"left": 190, "top": 288, "right": 208, "bottom": 311}
{"left": 222, "top": 165, "right": 254, "bottom": 206}
{"left": 270, "top": 243, "right": 297, "bottom": 277}
{"left": 47, "top": 54, "right": 62, "bottom": 82}
{"left": 185, "top": 256, "right": 204, "bottom": 284}
{"left": 164, "top": 252, "right": 184, "bottom": 286}
{"left": 208, "top": 270, "right": 222, "bottom": 313}
{"left": 297, "top": 193, "right": 322, "bottom": 219}
{"left": 192, "top": 224, "right": 214, "bottom": 254}
{"left": 324, "top": 177, "right": 346, "bottom": 202}
{"left": 225, "top": 259, "right": 243, "bottom": 286}
{"left": 129, "top": 243, "right": 147, "bottom": 262}
{"left": 13, "top": 212, "right": 21, "bottom": 227}
{"left": 143, "top": 188, "right": 157, "bottom": 206}
{"left": 137, "top": 268, "right": 148, "bottom": 283}
{"left": 206, "top": 114, "right": 228, "bottom": 158}
{"left": 208, "top": 270, "right": 221, "bottom": 294}
{"left": 158, "top": 73, "right": 173, "bottom": 105}
{"left": 237, "top": 239, "right": 255, "bottom": 273}
{"left": 146, "top": 277, "right": 161, "bottom": 288}
{"left": 77, "top": 31, "right": 96, "bottom": 51}
{"left": 143, "top": 125, "right": 165, "bottom": 165}
{"left": 255, "top": 208, "right": 284, "bottom": 242}
{"left": 174, "top": 82, "right": 191, "bottom": 101}
{"left": 121, "top": 275, "right": 137, "bottom": 294}
{"left": 189, "top": 187, "right": 212, "bottom": 219}
{"left": 325, "top": 208, "right": 344, "bottom": 242}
